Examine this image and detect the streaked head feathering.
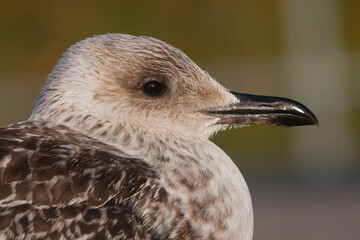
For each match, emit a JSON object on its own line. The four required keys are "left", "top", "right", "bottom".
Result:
{"left": 30, "top": 34, "right": 237, "bottom": 143}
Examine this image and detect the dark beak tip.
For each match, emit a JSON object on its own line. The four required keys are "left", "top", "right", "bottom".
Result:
{"left": 211, "top": 91, "right": 320, "bottom": 128}
{"left": 302, "top": 117, "right": 319, "bottom": 127}
{"left": 312, "top": 114, "right": 319, "bottom": 126}
{"left": 296, "top": 102, "right": 319, "bottom": 127}
{"left": 313, "top": 117, "right": 320, "bottom": 127}
{"left": 272, "top": 102, "right": 319, "bottom": 128}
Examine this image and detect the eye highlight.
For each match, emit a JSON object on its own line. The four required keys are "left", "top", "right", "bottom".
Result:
{"left": 142, "top": 81, "right": 164, "bottom": 97}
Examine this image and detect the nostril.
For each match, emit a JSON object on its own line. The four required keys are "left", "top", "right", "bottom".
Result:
{"left": 259, "top": 104, "right": 279, "bottom": 108}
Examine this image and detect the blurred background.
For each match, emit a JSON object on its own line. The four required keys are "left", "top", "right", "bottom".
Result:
{"left": 0, "top": 0, "right": 359, "bottom": 239}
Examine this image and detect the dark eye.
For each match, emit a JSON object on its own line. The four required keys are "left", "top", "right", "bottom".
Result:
{"left": 142, "top": 81, "right": 164, "bottom": 96}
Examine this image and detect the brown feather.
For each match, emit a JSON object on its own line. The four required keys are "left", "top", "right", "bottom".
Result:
{"left": 0, "top": 121, "right": 164, "bottom": 240}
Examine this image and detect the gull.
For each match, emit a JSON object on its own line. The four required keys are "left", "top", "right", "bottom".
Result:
{"left": 0, "top": 33, "right": 318, "bottom": 240}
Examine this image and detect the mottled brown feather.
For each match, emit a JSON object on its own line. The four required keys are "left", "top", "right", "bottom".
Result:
{"left": 0, "top": 121, "right": 166, "bottom": 240}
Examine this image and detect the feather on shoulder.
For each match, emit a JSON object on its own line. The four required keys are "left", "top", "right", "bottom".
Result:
{"left": 0, "top": 121, "right": 168, "bottom": 240}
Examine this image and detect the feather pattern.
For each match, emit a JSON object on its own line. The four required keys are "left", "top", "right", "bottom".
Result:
{"left": 0, "top": 121, "right": 164, "bottom": 239}
{"left": 0, "top": 34, "right": 255, "bottom": 240}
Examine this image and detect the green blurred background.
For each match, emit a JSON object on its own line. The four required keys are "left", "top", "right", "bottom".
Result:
{"left": 0, "top": 0, "right": 359, "bottom": 239}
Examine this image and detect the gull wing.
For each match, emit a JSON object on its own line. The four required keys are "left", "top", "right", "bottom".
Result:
{"left": 0, "top": 121, "right": 169, "bottom": 239}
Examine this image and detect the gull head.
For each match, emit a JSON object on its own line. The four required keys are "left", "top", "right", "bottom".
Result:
{"left": 31, "top": 34, "right": 318, "bottom": 141}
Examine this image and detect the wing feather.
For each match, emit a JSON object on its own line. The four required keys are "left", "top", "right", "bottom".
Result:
{"left": 0, "top": 121, "right": 165, "bottom": 240}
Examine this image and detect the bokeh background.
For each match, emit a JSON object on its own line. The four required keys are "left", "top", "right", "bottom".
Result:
{"left": 0, "top": 0, "right": 359, "bottom": 239}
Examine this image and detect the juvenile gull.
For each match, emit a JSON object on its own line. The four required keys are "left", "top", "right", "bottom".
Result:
{"left": 0, "top": 34, "right": 318, "bottom": 239}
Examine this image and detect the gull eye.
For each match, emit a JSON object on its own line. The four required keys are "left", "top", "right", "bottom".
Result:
{"left": 142, "top": 81, "right": 164, "bottom": 96}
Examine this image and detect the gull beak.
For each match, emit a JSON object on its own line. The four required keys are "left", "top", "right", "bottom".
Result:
{"left": 207, "top": 91, "right": 319, "bottom": 127}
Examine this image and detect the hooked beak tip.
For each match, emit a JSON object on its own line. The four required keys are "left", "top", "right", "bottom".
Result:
{"left": 207, "top": 91, "right": 319, "bottom": 127}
